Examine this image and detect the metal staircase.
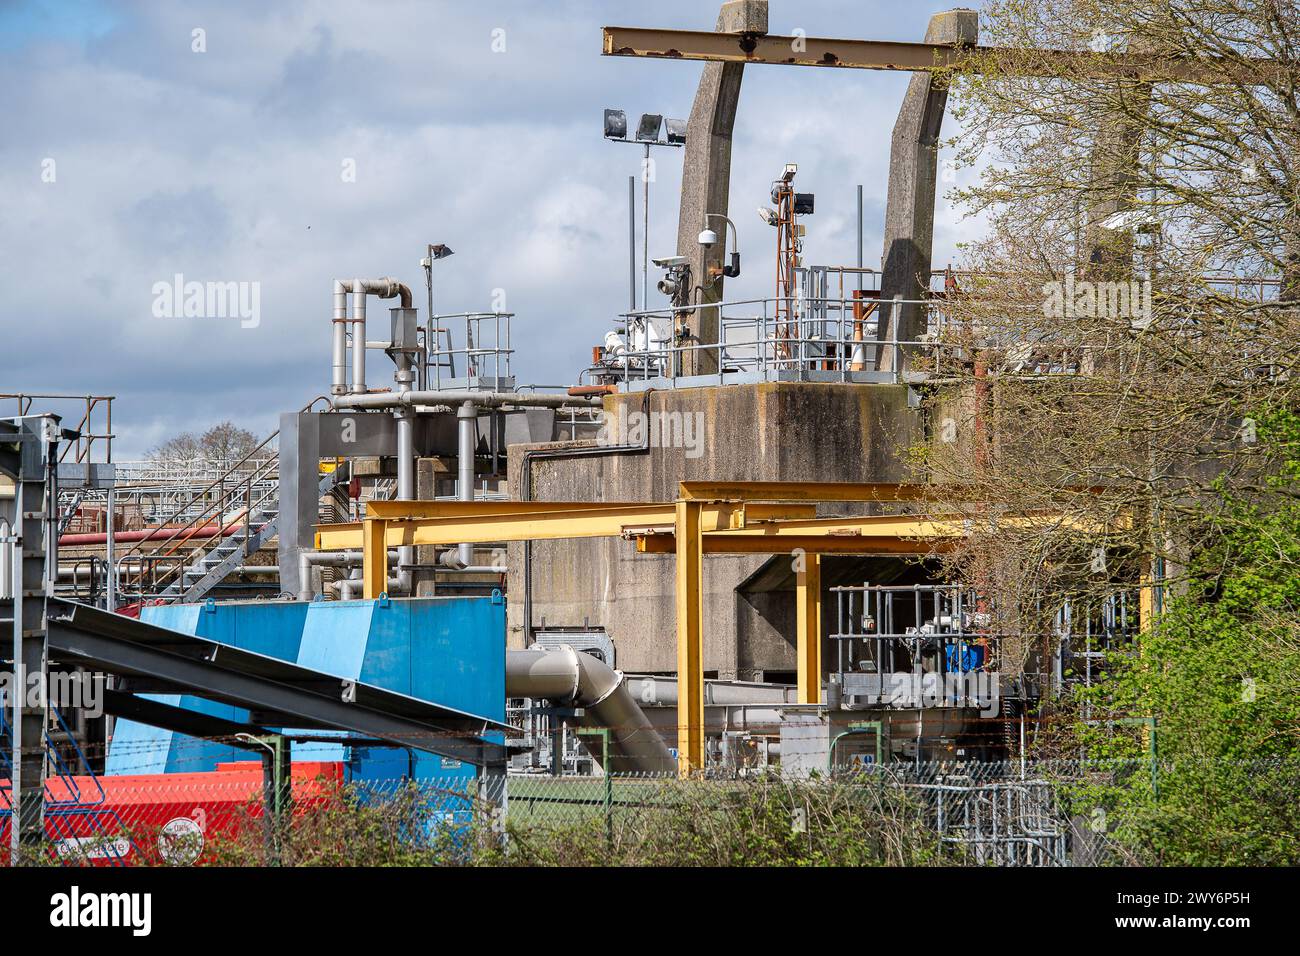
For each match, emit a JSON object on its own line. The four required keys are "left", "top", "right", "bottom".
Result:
{"left": 166, "top": 468, "right": 339, "bottom": 603}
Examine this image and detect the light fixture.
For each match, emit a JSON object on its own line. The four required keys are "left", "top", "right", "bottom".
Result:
{"left": 604, "top": 108, "right": 628, "bottom": 140}
{"left": 421, "top": 243, "right": 453, "bottom": 267}
{"left": 635, "top": 113, "right": 664, "bottom": 143}
{"left": 665, "top": 117, "right": 687, "bottom": 146}
{"left": 757, "top": 206, "right": 778, "bottom": 226}
{"left": 793, "top": 193, "right": 815, "bottom": 216}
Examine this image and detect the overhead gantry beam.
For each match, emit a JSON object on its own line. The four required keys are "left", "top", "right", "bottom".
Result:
{"left": 314, "top": 490, "right": 1120, "bottom": 776}
{"left": 318, "top": 501, "right": 819, "bottom": 551}
{"left": 601, "top": 26, "right": 1283, "bottom": 85}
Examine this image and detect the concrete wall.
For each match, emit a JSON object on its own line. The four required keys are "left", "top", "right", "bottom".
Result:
{"left": 506, "top": 382, "right": 921, "bottom": 679}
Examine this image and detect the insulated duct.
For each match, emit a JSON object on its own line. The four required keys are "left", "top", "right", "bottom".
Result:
{"left": 506, "top": 646, "right": 675, "bottom": 774}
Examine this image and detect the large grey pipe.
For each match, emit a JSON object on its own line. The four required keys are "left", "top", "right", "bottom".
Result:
{"left": 506, "top": 647, "right": 675, "bottom": 774}
{"left": 331, "top": 277, "right": 413, "bottom": 395}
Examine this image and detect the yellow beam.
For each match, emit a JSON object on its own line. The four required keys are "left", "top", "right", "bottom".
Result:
{"left": 366, "top": 500, "right": 658, "bottom": 518}
{"left": 316, "top": 501, "right": 820, "bottom": 551}
{"left": 361, "top": 518, "right": 388, "bottom": 599}
{"left": 796, "top": 552, "right": 822, "bottom": 705}
{"left": 675, "top": 500, "right": 705, "bottom": 777}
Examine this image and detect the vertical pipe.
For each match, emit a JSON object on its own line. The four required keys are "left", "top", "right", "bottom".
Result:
{"left": 642, "top": 143, "right": 650, "bottom": 313}
{"left": 332, "top": 280, "right": 349, "bottom": 395}
{"left": 352, "top": 280, "right": 367, "bottom": 394}
{"left": 105, "top": 482, "right": 116, "bottom": 611}
{"left": 9, "top": 529, "right": 22, "bottom": 858}
{"left": 395, "top": 409, "right": 414, "bottom": 592}
{"left": 457, "top": 402, "right": 475, "bottom": 568}
{"left": 857, "top": 184, "right": 864, "bottom": 293}
{"left": 628, "top": 174, "right": 637, "bottom": 312}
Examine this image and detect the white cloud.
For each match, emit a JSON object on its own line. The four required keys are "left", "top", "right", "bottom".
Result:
{"left": 1, "top": 1, "right": 987, "bottom": 455}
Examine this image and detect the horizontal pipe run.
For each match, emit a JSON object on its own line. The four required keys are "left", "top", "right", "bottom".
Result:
{"left": 331, "top": 390, "right": 598, "bottom": 411}
{"left": 60, "top": 523, "right": 240, "bottom": 547}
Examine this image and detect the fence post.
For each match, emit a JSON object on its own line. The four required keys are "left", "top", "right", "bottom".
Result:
{"left": 577, "top": 728, "right": 613, "bottom": 855}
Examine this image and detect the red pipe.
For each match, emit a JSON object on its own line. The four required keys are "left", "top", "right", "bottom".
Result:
{"left": 59, "top": 523, "right": 241, "bottom": 547}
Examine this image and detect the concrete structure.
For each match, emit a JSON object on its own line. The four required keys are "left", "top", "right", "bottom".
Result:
{"left": 673, "top": 1, "right": 768, "bottom": 376}
{"left": 506, "top": 383, "right": 923, "bottom": 680}
{"left": 876, "top": 9, "right": 979, "bottom": 372}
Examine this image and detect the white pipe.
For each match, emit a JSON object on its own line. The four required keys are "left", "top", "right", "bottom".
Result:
{"left": 331, "top": 390, "right": 596, "bottom": 411}
{"left": 456, "top": 401, "right": 475, "bottom": 568}
{"left": 331, "top": 280, "right": 349, "bottom": 395}
{"left": 352, "top": 278, "right": 367, "bottom": 393}
{"left": 330, "top": 277, "right": 413, "bottom": 396}
{"left": 299, "top": 549, "right": 398, "bottom": 601}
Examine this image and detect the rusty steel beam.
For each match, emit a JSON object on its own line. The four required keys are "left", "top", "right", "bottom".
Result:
{"left": 601, "top": 26, "right": 1283, "bottom": 85}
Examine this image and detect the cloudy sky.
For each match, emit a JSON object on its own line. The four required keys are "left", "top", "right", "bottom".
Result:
{"left": 0, "top": 0, "right": 983, "bottom": 458}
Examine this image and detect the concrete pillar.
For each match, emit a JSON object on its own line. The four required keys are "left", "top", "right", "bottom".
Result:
{"left": 674, "top": 0, "right": 768, "bottom": 378}
{"left": 876, "top": 8, "right": 978, "bottom": 373}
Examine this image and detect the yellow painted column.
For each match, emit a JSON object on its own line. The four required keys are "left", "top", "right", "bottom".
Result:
{"left": 796, "top": 551, "right": 822, "bottom": 704}
{"left": 362, "top": 517, "right": 388, "bottom": 599}
{"left": 674, "top": 500, "right": 705, "bottom": 776}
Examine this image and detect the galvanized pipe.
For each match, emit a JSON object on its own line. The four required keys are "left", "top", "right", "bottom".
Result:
{"left": 506, "top": 646, "right": 675, "bottom": 774}
{"left": 331, "top": 390, "right": 596, "bottom": 411}
{"left": 330, "top": 277, "right": 413, "bottom": 395}
{"left": 456, "top": 401, "right": 475, "bottom": 568}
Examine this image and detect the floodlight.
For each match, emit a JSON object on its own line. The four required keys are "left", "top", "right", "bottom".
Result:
{"left": 665, "top": 117, "right": 687, "bottom": 146}
{"left": 421, "top": 243, "right": 454, "bottom": 268}
{"left": 794, "top": 193, "right": 815, "bottom": 215}
{"left": 757, "top": 206, "right": 779, "bottom": 226}
{"left": 635, "top": 113, "right": 664, "bottom": 143}
{"left": 604, "top": 108, "right": 628, "bottom": 140}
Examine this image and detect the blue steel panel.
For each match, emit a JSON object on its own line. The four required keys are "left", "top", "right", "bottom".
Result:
{"left": 410, "top": 595, "right": 506, "bottom": 722}
{"left": 110, "top": 597, "right": 506, "bottom": 779}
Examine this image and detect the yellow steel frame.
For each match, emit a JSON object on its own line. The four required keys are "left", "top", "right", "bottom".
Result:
{"left": 796, "top": 552, "right": 821, "bottom": 705}
{"left": 314, "top": 482, "right": 1122, "bottom": 775}
{"left": 675, "top": 501, "right": 705, "bottom": 775}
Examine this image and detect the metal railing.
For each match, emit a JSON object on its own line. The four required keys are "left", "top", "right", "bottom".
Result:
{"left": 0, "top": 393, "right": 114, "bottom": 463}
{"left": 425, "top": 311, "right": 514, "bottom": 391}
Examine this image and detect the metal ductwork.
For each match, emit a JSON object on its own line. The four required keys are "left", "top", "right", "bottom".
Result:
{"left": 506, "top": 646, "right": 675, "bottom": 774}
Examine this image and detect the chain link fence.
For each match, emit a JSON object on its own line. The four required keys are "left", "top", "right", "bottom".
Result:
{"left": 2, "top": 759, "right": 1170, "bottom": 867}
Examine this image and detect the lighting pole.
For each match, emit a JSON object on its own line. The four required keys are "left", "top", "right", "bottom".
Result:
{"left": 421, "top": 243, "right": 454, "bottom": 387}
{"left": 603, "top": 109, "right": 686, "bottom": 311}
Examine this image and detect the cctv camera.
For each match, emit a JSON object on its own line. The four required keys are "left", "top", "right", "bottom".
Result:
{"left": 651, "top": 255, "right": 689, "bottom": 268}
{"left": 697, "top": 228, "right": 718, "bottom": 247}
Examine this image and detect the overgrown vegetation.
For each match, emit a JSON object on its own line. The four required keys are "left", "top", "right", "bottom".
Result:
{"left": 902, "top": 0, "right": 1300, "bottom": 864}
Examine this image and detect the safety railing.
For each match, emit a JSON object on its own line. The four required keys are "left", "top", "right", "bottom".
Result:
{"left": 0, "top": 393, "right": 114, "bottom": 463}
{"left": 425, "top": 311, "right": 514, "bottom": 391}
